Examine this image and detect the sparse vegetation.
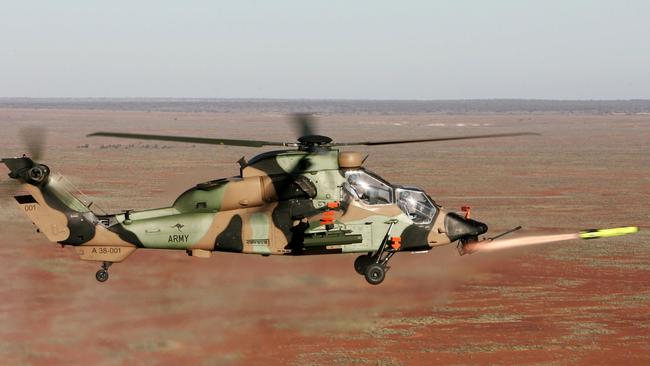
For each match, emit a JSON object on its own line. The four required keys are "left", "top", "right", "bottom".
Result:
{"left": 0, "top": 106, "right": 648, "bottom": 365}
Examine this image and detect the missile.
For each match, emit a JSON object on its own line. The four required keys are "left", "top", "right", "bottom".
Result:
{"left": 579, "top": 226, "right": 639, "bottom": 240}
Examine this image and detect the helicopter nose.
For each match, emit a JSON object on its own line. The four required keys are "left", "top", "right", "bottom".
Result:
{"left": 444, "top": 212, "right": 488, "bottom": 242}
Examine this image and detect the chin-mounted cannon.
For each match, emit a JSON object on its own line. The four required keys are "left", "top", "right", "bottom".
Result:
{"left": 2, "top": 157, "right": 51, "bottom": 185}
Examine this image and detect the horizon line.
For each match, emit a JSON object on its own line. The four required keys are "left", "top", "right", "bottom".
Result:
{"left": 1, "top": 97, "right": 650, "bottom": 102}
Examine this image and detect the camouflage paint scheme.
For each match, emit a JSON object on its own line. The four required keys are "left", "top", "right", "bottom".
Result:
{"left": 3, "top": 150, "right": 487, "bottom": 266}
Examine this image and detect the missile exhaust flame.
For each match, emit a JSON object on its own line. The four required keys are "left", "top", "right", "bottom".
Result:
{"left": 471, "top": 233, "right": 580, "bottom": 252}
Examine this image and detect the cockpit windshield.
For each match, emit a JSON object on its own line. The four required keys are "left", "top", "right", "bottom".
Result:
{"left": 344, "top": 170, "right": 393, "bottom": 205}
{"left": 395, "top": 188, "right": 437, "bottom": 224}
{"left": 343, "top": 170, "right": 437, "bottom": 224}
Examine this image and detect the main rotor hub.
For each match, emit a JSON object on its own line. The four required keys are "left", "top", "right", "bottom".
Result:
{"left": 297, "top": 135, "right": 333, "bottom": 151}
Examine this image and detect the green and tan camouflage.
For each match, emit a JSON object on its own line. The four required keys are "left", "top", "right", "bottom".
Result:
{"left": 2, "top": 147, "right": 489, "bottom": 285}
{"left": 6, "top": 122, "right": 536, "bottom": 284}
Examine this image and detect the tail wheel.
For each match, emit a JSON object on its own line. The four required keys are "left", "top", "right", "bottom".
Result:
{"left": 354, "top": 254, "right": 373, "bottom": 275}
{"left": 95, "top": 269, "right": 109, "bottom": 282}
{"left": 364, "top": 264, "right": 386, "bottom": 285}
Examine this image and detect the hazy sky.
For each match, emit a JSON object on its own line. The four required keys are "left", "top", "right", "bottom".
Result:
{"left": 1, "top": 1, "right": 649, "bottom": 99}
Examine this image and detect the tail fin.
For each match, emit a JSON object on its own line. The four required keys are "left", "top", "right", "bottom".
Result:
{"left": 3, "top": 157, "right": 98, "bottom": 244}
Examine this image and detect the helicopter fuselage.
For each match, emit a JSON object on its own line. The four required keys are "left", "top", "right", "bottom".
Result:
{"left": 3, "top": 149, "right": 489, "bottom": 284}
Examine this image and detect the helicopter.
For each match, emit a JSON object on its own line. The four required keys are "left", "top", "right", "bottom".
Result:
{"left": 2, "top": 116, "right": 538, "bottom": 285}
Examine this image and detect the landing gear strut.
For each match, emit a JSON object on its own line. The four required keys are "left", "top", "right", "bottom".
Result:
{"left": 358, "top": 220, "right": 399, "bottom": 286}
{"left": 95, "top": 261, "right": 112, "bottom": 283}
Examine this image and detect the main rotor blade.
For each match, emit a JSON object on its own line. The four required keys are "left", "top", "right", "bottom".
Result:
{"left": 331, "top": 132, "right": 539, "bottom": 146}
{"left": 86, "top": 132, "right": 288, "bottom": 148}
{"left": 292, "top": 113, "right": 317, "bottom": 138}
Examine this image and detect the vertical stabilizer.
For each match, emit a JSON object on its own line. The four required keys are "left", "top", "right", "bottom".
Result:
{"left": 3, "top": 157, "right": 98, "bottom": 245}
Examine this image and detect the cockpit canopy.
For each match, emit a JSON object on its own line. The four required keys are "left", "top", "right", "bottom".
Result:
{"left": 343, "top": 170, "right": 438, "bottom": 224}
{"left": 394, "top": 188, "right": 437, "bottom": 224}
{"left": 344, "top": 170, "right": 393, "bottom": 205}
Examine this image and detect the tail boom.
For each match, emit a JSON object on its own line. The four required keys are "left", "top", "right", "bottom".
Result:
{"left": 4, "top": 157, "right": 138, "bottom": 263}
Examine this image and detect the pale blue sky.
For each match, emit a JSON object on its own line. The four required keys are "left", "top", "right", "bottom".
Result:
{"left": 1, "top": 1, "right": 649, "bottom": 99}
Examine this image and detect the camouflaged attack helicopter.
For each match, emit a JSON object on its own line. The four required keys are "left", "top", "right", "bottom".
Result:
{"left": 2, "top": 116, "right": 536, "bottom": 285}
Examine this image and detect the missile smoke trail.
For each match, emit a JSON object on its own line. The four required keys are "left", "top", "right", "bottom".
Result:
{"left": 475, "top": 233, "right": 580, "bottom": 252}
{"left": 465, "top": 227, "right": 638, "bottom": 253}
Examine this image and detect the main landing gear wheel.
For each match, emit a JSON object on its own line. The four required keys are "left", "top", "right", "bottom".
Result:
{"left": 95, "top": 261, "right": 112, "bottom": 283}
{"left": 354, "top": 254, "right": 373, "bottom": 275}
{"left": 364, "top": 263, "right": 386, "bottom": 285}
